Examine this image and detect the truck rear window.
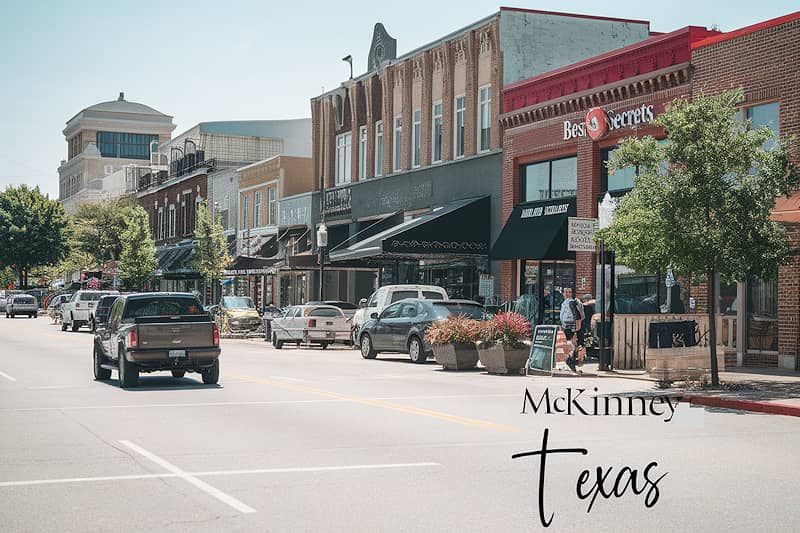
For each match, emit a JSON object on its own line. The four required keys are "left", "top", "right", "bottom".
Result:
{"left": 14, "top": 297, "right": 35, "bottom": 304}
{"left": 124, "top": 297, "right": 205, "bottom": 319}
{"left": 79, "top": 292, "right": 103, "bottom": 301}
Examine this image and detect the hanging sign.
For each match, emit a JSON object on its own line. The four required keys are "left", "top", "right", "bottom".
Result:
{"left": 567, "top": 217, "right": 599, "bottom": 252}
{"left": 527, "top": 325, "right": 559, "bottom": 373}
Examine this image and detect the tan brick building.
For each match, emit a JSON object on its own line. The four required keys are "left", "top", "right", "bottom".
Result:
{"left": 312, "top": 9, "right": 653, "bottom": 303}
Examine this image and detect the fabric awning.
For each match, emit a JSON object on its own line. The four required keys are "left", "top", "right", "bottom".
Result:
{"left": 257, "top": 235, "right": 278, "bottom": 258}
{"left": 328, "top": 196, "right": 490, "bottom": 262}
{"left": 225, "top": 255, "right": 280, "bottom": 276}
{"left": 491, "top": 197, "right": 577, "bottom": 260}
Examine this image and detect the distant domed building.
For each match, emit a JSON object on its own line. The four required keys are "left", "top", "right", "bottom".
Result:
{"left": 58, "top": 92, "right": 176, "bottom": 213}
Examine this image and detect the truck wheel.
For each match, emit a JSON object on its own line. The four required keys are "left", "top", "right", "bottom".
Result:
{"left": 71, "top": 321, "right": 79, "bottom": 332}
{"left": 90, "top": 318, "right": 96, "bottom": 332}
{"left": 171, "top": 370, "right": 186, "bottom": 378}
{"left": 61, "top": 321, "right": 67, "bottom": 331}
{"left": 10, "top": 314, "right": 15, "bottom": 318}
{"left": 202, "top": 360, "right": 219, "bottom": 385}
{"left": 360, "top": 334, "right": 377, "bottom": 359}
{"left": 272, "top": 334, "right": 283, "bottom": 349}
{"left": 93, "top": 345, "right": 111, "bottom": 380}
{"left": 118, "top": 347, "right": 139, "bottom": 388}
{"left": 408, "top": 336, "right": 427, "bottom": 363}
{"left": 320, "top": 342, "right": 329, "bottom": 350}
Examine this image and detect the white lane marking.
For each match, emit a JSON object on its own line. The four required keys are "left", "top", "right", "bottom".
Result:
{"left": 0, "top": 462, "right": 441, "bottom": 488}
{"left": 194, "top": 462, "right": 441, "bottom": 477}
{"left": 2, "top": 394, "right": 518, "bottom": 412}
{"left": 0, "top": 371, "right": 17, "bottom": 382}
{"left": 119, "top": 440, "right": 257, "bottom": 514}
{"left": 0, "top": 473, "right": 177, "bottom": 487}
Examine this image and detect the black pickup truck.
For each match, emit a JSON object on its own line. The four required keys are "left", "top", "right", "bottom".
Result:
{"left": 93, "top": 293, "right": 221, "bottom": 388}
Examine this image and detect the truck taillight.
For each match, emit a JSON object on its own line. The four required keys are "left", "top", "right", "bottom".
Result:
{"left": 128, "top": 329, "right": 138, "bottom": 348}
{"left": 75, "top": 303, "right": 81, "bottom": 309}
{"left": 308, "top": 319, "right": 317, "bottom": 328}
{"left": 213, "top": 323, "right": 220, "bottom": 346}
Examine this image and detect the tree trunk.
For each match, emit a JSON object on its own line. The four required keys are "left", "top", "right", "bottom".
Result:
{"left": 707, "top": 269, "right": 720, "bottom": 387}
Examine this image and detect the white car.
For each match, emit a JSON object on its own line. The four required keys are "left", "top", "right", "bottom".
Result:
{"left": 61, "top": 290, "right": 119, "bottom": 332}
{"left": 350, "top": 285, "right": 449, "bottom": 344}
{"left": 270, "top": 304, "right": 350, "bottom": 349}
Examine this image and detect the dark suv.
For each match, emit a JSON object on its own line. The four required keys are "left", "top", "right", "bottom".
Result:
{"left": 93, "top": 294, "right": 120, "bottom": 331}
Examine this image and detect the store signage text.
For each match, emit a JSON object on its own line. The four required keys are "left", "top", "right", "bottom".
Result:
{"left": 520, "top": 203, "right": 570, "bottom": 219}
{"left": 563, "top": 104, "right": 655, "bottom": 141}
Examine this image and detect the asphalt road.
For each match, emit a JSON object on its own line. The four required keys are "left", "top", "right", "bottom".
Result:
{"left": 1, "top": 314, "right": 799, "bottom": 532}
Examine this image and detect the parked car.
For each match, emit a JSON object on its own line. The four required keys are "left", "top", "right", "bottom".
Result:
{"left": 61, "top": 290, "right": 119, "bottom": 332}
{"left": 358, "top": 299, "right": 486, "bottom": 363}
{"left": 48, "top": 293, "right": 73, "bottom": 323}
{"left": 93, "top": 292, "right": 221, "bottom": 388}
{"left": 0, "top": 290, "right": 23, "bottom": 310}
{"left": 210, "top": 296, "right": 262, "bottom": 334}
{"left": 351, "top": 285, "right": 449, "bottom": 345}
{"left": 306, "top": 300, "right": 358, "bottom": 320}
{"left": 5, "top": 294, "right": 38, "bottom": 318}
{"left": 270, "top": 304, "right": 350, "bottom": 349}
{"left": 93, "top": 294, "right": 120, "bottom": 330}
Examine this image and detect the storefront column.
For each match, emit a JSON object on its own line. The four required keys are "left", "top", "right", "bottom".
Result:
{"left": 576, "top": 137, "right": 600, "bottom": 297}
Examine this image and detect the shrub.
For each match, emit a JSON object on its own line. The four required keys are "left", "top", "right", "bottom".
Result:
{"left": 425, "top": 315, "right": 482, "bottom": 346}
{"left": 478, "top": 312, "right": 531, "bottom": 349}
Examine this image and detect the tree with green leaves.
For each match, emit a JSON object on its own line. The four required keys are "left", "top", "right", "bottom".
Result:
{"left": 193, "top": 201, "right": 231, "bottom": 302}
{"left": 598, "top": 89, "right": 799, "bottom": 386}
{"left": 0, "top": 185, "right": 69, "bottom": 287}
{"left": 71, "top": 197, "right": 137, "bottom": 266}
{"left": 118, "top": 206, "right": 157, "bottom": 290}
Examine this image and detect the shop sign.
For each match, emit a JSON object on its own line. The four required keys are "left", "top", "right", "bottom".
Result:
{"left": 478, "top": 274, "right": 494, "bottom": 300}
{"left": 563, "top": 104, "right": 655, "bottom": 141}
{"left": 527, "top": 325, "right": 558, "bottom": 372}
{"left": 520, "top": 203, "right": 570, "bottom": 219}
{"left": 567, "top": 217, "right": 599, "bottom": 252}
{"left": 324, "top": 187, "right": 351, "bottom": 216}
{"left": 224, "top": 267, "right": 277, "bottom": 276}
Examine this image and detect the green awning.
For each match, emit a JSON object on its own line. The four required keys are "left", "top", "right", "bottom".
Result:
{"left": 491, "top": 197, "right": 576, "bottom": 260}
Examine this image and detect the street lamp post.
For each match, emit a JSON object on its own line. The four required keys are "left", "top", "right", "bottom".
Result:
{"left": 317, "top": 222, "right": 328, "bottom": 301}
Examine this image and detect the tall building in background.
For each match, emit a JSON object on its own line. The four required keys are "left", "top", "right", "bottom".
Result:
{"left": 58, "top": 92, "right": 176, "bottom": 213}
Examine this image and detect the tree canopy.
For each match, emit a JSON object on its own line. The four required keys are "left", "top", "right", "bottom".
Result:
{"left": 118, "top": 206, "right": 157, "bottom": 290}
{"left": 71, "top": 197, "right": 137, "bottom": 265}
{"left": 0, "top": 185, "right": 69, "bottom": 287}
{"left": 193, "top": 202, "right": 231, "bottom": 286}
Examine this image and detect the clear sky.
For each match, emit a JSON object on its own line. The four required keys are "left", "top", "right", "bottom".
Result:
{"left": 1, "top": 0, "right": 797, "bottom": 199}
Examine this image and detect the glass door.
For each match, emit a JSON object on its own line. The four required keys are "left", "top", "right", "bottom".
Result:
{"left": 518, "top": 261, "right": 575, "bottom": 325}
{"left": 747, "top": 277, "right": 777, "bottom": 352}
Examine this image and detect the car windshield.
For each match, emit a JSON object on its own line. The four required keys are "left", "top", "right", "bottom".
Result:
{"left": 123, "top": 297, "right": 206, "bottom": 318}
{"left": 431, "top": 303, "right": 485, "bottom": 320}
{"left": 14, "top": 296, "right": 35, "bottom": 304}
{"left": 223, "top": 296, "right": 254, "bottom": 309}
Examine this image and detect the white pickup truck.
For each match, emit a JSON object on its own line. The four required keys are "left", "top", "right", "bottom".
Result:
{"left": 62, "top": 290, "right": 119, "bottom": 332}
{"left": 269, "top": 304, "right": 350, "bottom": 349}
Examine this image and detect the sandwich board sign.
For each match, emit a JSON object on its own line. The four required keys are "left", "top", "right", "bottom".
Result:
{"left": 527, "top": 325, "right": 558, "bottom": 373}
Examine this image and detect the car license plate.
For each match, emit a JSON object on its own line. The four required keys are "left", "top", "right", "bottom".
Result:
{"left": 326, "top": 321, "right": 333, "bottom": 326}
{"left": 168, "top": 349, "right": 186, "bottom": 358}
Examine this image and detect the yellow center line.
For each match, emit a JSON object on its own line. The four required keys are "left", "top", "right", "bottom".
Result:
{"left": 229, "top": 372, "right": 519, "bottom": 432}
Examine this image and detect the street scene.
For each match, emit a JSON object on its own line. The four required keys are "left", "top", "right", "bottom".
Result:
{"left": 2, "top": 1, "right": 800, "bottom": 531}
{"left": 2, "top": 315, "right": 800, "bottom": 532}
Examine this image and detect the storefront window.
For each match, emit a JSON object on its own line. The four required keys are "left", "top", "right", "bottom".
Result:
{"left": 517, "top": 260, "right": 575, "bottom": 325}
{"left": 602, "top": 147, "right": 636, "bottom": 192}
{"left": 522, "top": 156, "right": 577, "bottom": 202}
{"left": 747, "top": 277, "right": 777, "bottom": 352}
{"left": 611, "top": 267, "right": 666, "bottom": 314}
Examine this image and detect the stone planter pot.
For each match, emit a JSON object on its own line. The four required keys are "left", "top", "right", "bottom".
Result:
{"left": 432, "top": 342, "right": 479, "bottom": 370}
{"left": 476, "top": 341, "right": 531, "bottom": 375}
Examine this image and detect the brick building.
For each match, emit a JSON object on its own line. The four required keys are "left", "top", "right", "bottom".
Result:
{"left": 312, "top": 8, "right": 653, "bottom": 302}
{"left": 691, "top": 12, "right": 800, "bottom": 369}
{"left": 497, "top": 11, "right": 800, "bottom": 370}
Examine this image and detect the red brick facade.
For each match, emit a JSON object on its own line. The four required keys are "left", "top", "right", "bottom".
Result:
{"left": 692, "top": 13, "right": 800, "bottom": 367}
{"left": 137, "top": 170, "right": 208, "bottom": 247}
{"left": 499, "top": 27, "right": 706, "bottom": 301}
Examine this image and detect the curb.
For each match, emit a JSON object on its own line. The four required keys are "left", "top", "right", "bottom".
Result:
{"left": 682, "top": 394, "right": 800, "bottom": 417}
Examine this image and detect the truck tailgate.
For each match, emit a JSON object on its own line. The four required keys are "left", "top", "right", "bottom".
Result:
{"left": 137, "top": 322, "right": 214, "bottom": 349}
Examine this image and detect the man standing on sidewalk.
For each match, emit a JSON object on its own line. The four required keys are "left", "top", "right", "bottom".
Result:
{"left": 560, "top": 288, "right": 585, "bottom": 373}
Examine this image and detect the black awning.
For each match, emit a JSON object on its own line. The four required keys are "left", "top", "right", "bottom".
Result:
{"left": 257, "top": 235, "right": 278, "bottom": 258}
{"left": 328, "top": 196, "right": 489, "bottom": 262}
{"left": 491, "top": 197, "right": 577, "bottom": 260}
{"left": 225, "top": 255, "right": 280, "bottom": 276}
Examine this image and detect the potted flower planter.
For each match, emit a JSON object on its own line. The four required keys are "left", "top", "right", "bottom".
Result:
{"left": 476, "top": 340, "right": 531, "bottom": 375}
{"left": 433, "top": 342, "right": 479, "bottom": 370}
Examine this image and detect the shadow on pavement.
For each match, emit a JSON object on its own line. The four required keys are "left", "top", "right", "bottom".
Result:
{"left": 98, "top": 376, "right": 223, "bottom": 391}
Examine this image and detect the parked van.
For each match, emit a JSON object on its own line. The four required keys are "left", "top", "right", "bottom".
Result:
{"left": 350, "top": 285, "right": 449, "bottom": 344}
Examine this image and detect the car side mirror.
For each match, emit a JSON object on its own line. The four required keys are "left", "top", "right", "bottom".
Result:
{"left": 359, "top": 298, "right": 368, "bottom": 308}
{"left": 370, "top": 312, "right": 378, "bottom": 320}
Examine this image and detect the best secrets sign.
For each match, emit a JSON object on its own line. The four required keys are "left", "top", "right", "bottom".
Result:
{"left": 563, "top": 104, "right": 656, "bottom": 141}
